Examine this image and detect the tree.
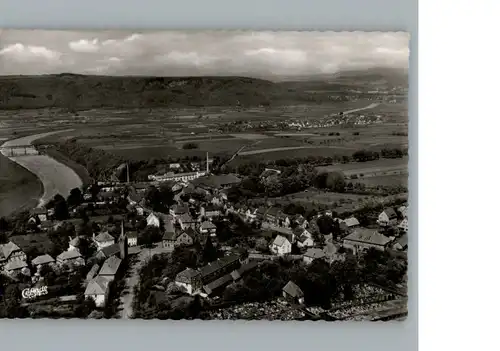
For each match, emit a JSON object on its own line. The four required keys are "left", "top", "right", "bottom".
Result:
{"left": 202, "top": 235, "right": 218, "bottom": 264}
{"left": 139, "top": 226, "right": 162, "bottom": 247}
{"left": 316, "top": 215, "right": 334, "bottom": 235}
{"left": 67, "top": 187, "right": 83, "bottom": 208}
{"left": 325, "top": 172, "right": 346, "bottom": 193}
{"left": 182, "top": 142, "right": 199, "bottom": 150}
{"left": 0, "top": 217, "right": 9, "bottom": 232}
{"left": 53, "top": 194, "right": 69, "bottom": 220}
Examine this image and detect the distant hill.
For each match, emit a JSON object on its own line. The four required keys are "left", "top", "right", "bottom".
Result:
{"left": 0, "top": 74, "right": 315, "bottom": 110}
{"left": 275, "top": 67, "right": 408, "bottom": 91}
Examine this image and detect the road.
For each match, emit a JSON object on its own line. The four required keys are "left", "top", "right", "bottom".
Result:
{"left": 342, "top": 102, "right": 380, "bottom": 115}
{"left": 119, "top": 244, "right": 173, "bottom": 319}
{"left": 0, "top": 129, "right": 81, "bottom": 207}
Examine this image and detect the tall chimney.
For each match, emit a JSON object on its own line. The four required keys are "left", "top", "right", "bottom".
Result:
{"left": 121, "top": 220, "right": 124, "bottom": 237}
{"left": 126, "top": 163, "right": 130, "bottom": 183}
{"left": 206, "top": 152, "right": 209, "bottom": 174}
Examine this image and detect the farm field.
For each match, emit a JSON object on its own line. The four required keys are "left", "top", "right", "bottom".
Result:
{"left": 272, "top": 190, "right": 408, "bottom": 214}
{"left": 273, "top": 190, "right": 383, "bottom": 213}
{"left": 353, "top": 174, "right": 408, "bottom": 187}
{"left": 316, "top": 156, "right": 408, "bottom": 173}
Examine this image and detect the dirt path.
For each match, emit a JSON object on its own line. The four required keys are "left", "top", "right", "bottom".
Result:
{"left": 119, "top": 245, "right": 174, "bottom": 319}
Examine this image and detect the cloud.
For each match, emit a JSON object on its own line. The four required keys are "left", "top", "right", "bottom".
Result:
{"left": 0, "top": 30, "right": 409, "bottom": 77}
{"left": 68, "top": 38, "right": 100, "bottom": 53}
{"left": 0, "top": 43, "right": 62, "bottom": 62}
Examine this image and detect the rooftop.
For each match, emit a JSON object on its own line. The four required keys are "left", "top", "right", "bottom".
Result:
{"left": 85, "top": 276, "right": 110, "bottom": 295}
{"left": 271, "top": 235, "right": 290, "bottom": 247}
{"left": 98, "top": 243, "right": 121, "bottom": 258}
{"left": 0, "top": 241, "right": 22, "bottom": 260}
{"left": 282, "top": 280, "right": 304, "bottom": 298}
{"left": 199, "top": 254, "right": 240, "bottom": 279}
{"left": 304, "top": 248, "right": 326, "bottom": 260}
{"left": 31, "top": 254, "right": 55, "bottom": 266}
{"left": 57, "top": 250, "right": 82, "bottom": 261}
{"left": 94, "top": 231, "right": 115, "bottom": 243}
{"left": 5, "top": 260, "right": 28, "bottom": 271}
{"left": 344, "top": 228, "right": 393, "bottom": 246}
{"left": 99, "top": 256, "right": 122, "bottom": 276}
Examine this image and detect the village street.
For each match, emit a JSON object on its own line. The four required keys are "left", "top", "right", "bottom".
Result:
{"left": 119, "top": 244, "right": 173, "bottom": 319}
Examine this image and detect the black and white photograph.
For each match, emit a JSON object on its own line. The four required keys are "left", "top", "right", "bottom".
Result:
{"left": 0, "top": 30, "right": 409, "bottom": 321}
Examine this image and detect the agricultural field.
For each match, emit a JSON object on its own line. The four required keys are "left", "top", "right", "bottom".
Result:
{"left": 316, "top": 156, "right": 408, "bottom": 177}
{"left": 353, "top": 174, "right": 408, "bottom": 187}
{"left": 273, "top": 190, "right": 383, "bottom": 213}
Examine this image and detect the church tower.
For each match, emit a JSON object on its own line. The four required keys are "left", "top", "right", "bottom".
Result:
{"left": 119, "top": 220, "right": 128, "bottom": 260}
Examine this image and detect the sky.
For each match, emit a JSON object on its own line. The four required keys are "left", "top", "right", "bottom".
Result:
{"left": 0, "top": 30, "right": 409, "bottom": 77}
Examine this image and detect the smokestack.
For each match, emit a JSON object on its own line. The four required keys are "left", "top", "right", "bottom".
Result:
{"left": 121, "top": 220, "right": 124, "bottom": 237}
{"left": 126, "top": 163, "right": 130, "bottom": 183}
{"left": 206, "top": 152, "right": 209, "bottom": 174}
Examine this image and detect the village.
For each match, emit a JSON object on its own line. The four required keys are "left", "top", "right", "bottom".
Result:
{"left": 0, "top": 157, "right": 408, "bottom": 320}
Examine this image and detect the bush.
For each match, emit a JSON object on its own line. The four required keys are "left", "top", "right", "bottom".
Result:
{"left": 182, "top": 142, "right": 199, "bottom": 150}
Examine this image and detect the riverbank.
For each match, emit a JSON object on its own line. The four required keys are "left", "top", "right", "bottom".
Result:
{"left": 0, "top": 129, "right": 83, "bottom": 209}
{"left": 0, "top": 153, "right": 43, "bottom": 218}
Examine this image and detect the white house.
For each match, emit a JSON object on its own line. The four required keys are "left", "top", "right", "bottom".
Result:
{"left": 200, "top": 220, "right": 217, "bottom": 236}
{"left": 270, "top": 235, "right": 292, "bottom": 256}
{"left": 84, "top": 276, "right": 110, "bottom": 307}
{"left": 297, "top": 234, "right": 314, "bottom": 248}
{"left": 175, "top": 268, "right": 203, "bottom": 295}
{"left": 398, "top": 218, "right": 409, "bottom": 233}
{"left": 377, "top": 208, "right": 398, "bottom": 227}
{"left": 126, "top": 232, "right": 138, "bottom": 247}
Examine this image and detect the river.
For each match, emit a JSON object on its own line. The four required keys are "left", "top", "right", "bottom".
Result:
{"left": 0, "top": 129, "right": 82, "bottom": 209}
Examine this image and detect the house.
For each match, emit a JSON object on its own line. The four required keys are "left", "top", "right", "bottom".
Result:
{"left": 270, "top": 235, "right": 292, "bottom": 256}
{"left": 4, "top": 260, "right": 29, "bottom": 275}
{"left": 201, "top": 204, "right": 221, "bottom": 218}
{"left": 297, "top": 234, "right": 314, "bottom": 248}
{"left": 68, "top": 236, "right": 84, "bottom": 252}
{"left": 397, "top": 205, "right": 409, "bottom": 219}
{"left": 392, "top": 233, "right": 408, "bottom": 251}
{"left": 398, "top": 218, "right": 409, "bottom": 233}
{"left": 202, "top": 273, "right": 233, "bottom": 296}
{"left": 98, "top": 256, "right": 122, "bottom": 282}
{"left": 31, "top": 254, "right": 55, "bottom": 270}
{"left": 199, "top": 254, "right": 241, "bottom": 285}
{"left": 162, "top": 228, "right": 194, "bottom": 249}
{"left": 126, "top": 231, "right": 138, "bottom": 247}
{"left": 192, "top": 174, "right": 241, "bottom": 190}
{"left": 343, "top": 228, "right": 393, "bottom": 254}
{"left": 56, "top": 250, "right": 85, "bottom": 267}
{"left": 31, "top": 207, "right": 48, "bottom": 222}
{"left": 0, "top": 241, "right": 27, "bottom": 270}
{"left": 95, "top": 243, "right": 121, "bottom": 260}
{"left": 323, "top": 243, "right": 345, "bottom": 263}
{"left": 230, "top": 261, "right": 259, "bottom": 281}
{"left": 324, "top": 210, "right": 333, "bottom": 217}
{"left": 292, "top": 214, "right": 309, "bottom": 229}
{"left": 85, "top": 276, "right": 110, "bottom": 307}
{"left": 175, "top": 268, "right": 202, "bottom": 295}
{"left": 146, "top": 213, "right": 161, "bottom": 227}
{"left": 265, "top": 207, "right": 282, "bottom": 226}
{"left": 303, "top": 248, "right": 326, "bottom": 264}
{"left": 200, "top": 220, "right": 217, "bottom": 236}
{"left": 277, "top": 213, "right": 291, "bottom": 228}
{"left": 169, "top": 163, "right": 181, "bottom": 169}
{"left": 343, "top": 217, "right": 360, "bottom": 229}
{"left": 93, "top": 231, "right": 115, "bottom": 250}
{"left": 178, "top": 212, "right": 197, "bottom": 230}
{"left": 377, "top": 208, "right": 398, "bottom": 227}
{"left": 282, "top": 281, "right": 304, "bottom": 304}
{"left": 170, "top": 204, "right": 190, "bottom": 217}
